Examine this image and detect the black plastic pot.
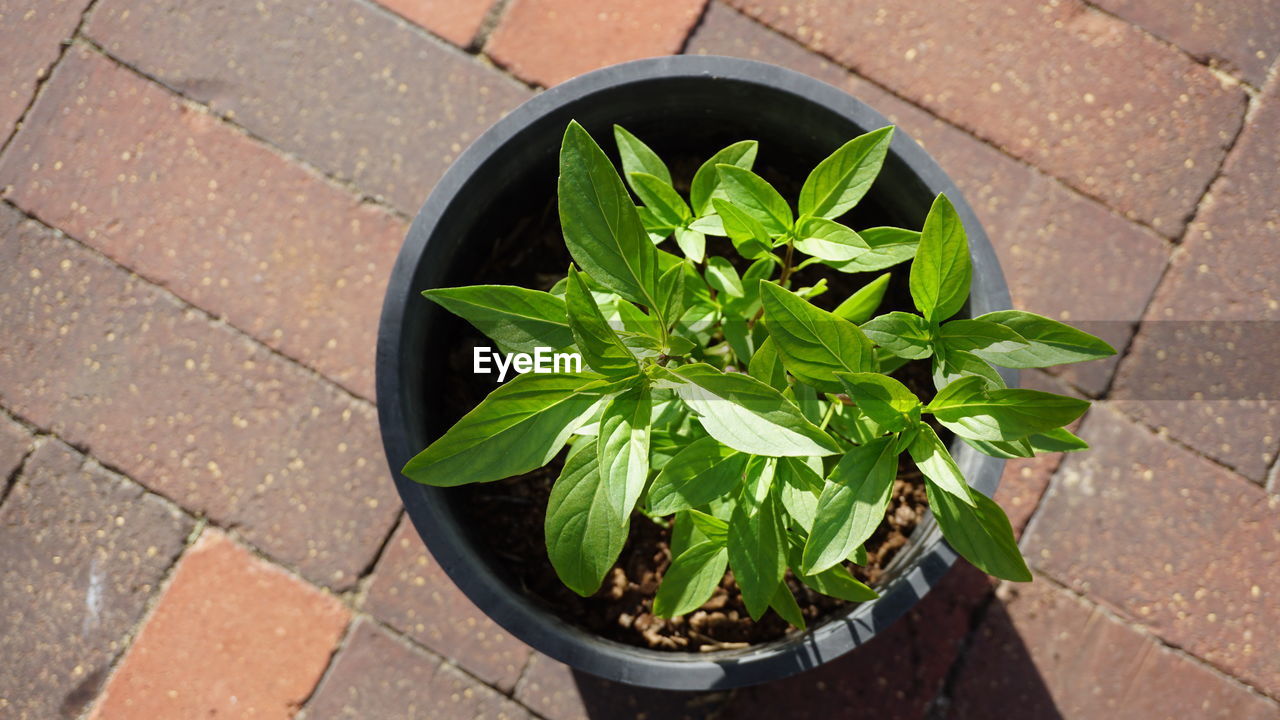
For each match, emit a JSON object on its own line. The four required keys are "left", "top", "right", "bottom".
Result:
{"left": 376, "top": 56, "right": 1015, "bottom": 691}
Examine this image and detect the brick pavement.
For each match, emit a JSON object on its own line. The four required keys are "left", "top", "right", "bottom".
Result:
{"left": 0, "top": 1, "right": 1275, "bottom": 717}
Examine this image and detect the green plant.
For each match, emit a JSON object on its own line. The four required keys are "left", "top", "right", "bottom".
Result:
{"left": 405, "top": 121, "right": 1114, "bottom": 627}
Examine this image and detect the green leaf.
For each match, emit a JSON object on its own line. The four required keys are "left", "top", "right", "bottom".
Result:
{"left": 799, "top": 127, "right": 895, "bottom": 219}
{"left": 798, "top": 563, "right": 878, "bottom": 602}
{"left": 613, "top": 124, "right": 671, "bottom": 188}
{"left": 722, "top": 257, "right": 775, "bottom": 319}
{"left": 792, "top": 216, "right": 869, "bottom": 262}
{"left": 938, "top": 319, "right": 1028, "bottom": 353}
{"left": 909, "top": 194, "right": 972, "bottom": 323}
{"left": 932, "top": 346, "right": 1006, "bottom": 390}
{"left": 961, "top": 436, "right": 1036, "bottom": 459}
{"left": 862, "top": 311, "right": 934, "bottom": 360}
{"left": 545, "top": 442, "right": 629, "bottom": 596}
{"left": 927, "top": 376, "right": 1089, "bottom": 442}
{"left": 1028, "top": 426, "right": 1089, "bottom": 452}
{"left": 422, "top": 285, "right": 573, "bottom": 355}
{"left": 836, "top": 372, "right": 921, "bottom": 432}
{"left": 559, "top": 121, "right": 662, "bottom": 309}
{"left": 648, "top": 436, "right": 747, "bottom": 515}
{"left": 629, "top": 171, "right": 691, "bottom": 229}
{"left": 728, "top": 485, "right": 786, "bottom": 619}
{"left": 687, "top": 214, "right": 725, "bottom": 236}
{"left": 927, "top": 482, "right": 1031, "bottom": 582}
{"left": 789, "top": 545, "right": 878, "bottom": 602}
{"left": 714, "top": 198, "right": 775, "bottom": 260}
{"left": 970, "top": 310, "right": 1116, "bottom": 368}
{"left": 802, "top": 436, "right": 899, "bottom": 574}
{"left": 705, "top": 256, "right": 744, "bottom": 298}
{"left": 637, "top": 206, "right": 675, "bottom": 242}
{"left": 669, "top": 510, "right": 703, "bottom": 559}
{"left": 747, "top": 337, "right": 787, "bottom": 391}
{"left": 776, "top": 456, "right": 824, "bottom": 532}
{"left": 403, "top": 372, "right": 609, "bottom": 486}
{"left": 597, "top": 385, "right": 652, "bottom": 520}
{"left": 907, "top": 422, "right": 975, "bottom": 506}
{"left": 828, "top": 226, "right": 920, "bottom": 273}
{"left": 759, "top": 281, "right": 876, "bottom": 393}
{"left": 691, "top": 140, "right": 758, "bottom": 217}
{"left": 715, "top": 165, "right": 793, "bottom": 236}
{"left": 687, "top": 509, "right": 729, "bottom": 545}
{"left": 565, "top": 266, "right": 638, "bottom": 377}
{"left": 673, "top": 227, "right": 706, "bottom": 263}
{"left": 657, "top": 261, "right": 686, "bottom": 335}
{"left": 658, "top": 363, "right": 840, "bottom": 457}
{"left": 653, "top": 542, "right": 729, "bottom": 617}
{"left": 833, "top": 273, "right": 891, "bottom": 324}
{"left": 722, "top": 316, "right": 754, "bottom": 366}
{"left": 770, "top": 582, "right": 807, "bottom": 629}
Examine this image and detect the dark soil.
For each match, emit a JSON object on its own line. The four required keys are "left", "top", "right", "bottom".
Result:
{"left": 435, "top": 150, "right": 944, "bottom": 653}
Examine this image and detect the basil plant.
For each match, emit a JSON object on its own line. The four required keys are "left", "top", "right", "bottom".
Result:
{"left": 405, "top": 121, "right": 1113, "bottom": 628}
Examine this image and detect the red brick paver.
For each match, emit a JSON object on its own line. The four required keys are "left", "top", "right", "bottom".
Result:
{"left": 487, "top": 0, "right": 708, "bottom": 87}
{"left": 0, "top": 204, "right": 400, "bottom": 590}
{"left": 724, "top": 0, "right": 1247, "bottom": 237}
{"left": 687, "top": 2, "right": 1171, "bottom": 396}
{"left": 0, "top": 440, "right": 192, "bottom": 720}
{"left": 303, "top": 617, "right": 532, "bottom": 719}
{"left": 88, "top": 531, "right": 349, "bottom": 719}
{"left": 1091, "top": 0, "right": 1280, "bottom": 88}
{"left": 374, "top": 0, "right": 494, "bottom": 48}
{"left": 363, "top": 517, "right": 532, "bottom": 692}
{"left": 0, "top": 412, "right": 32, "bottom": 482}
{"left": 0, "top": 0, "right": 92, "bottom": 143}
{"left": 1111, "top": 73, "right": 1280, "bottom": 482}
{"left": 0, "top": 46, "right": 406, "bottom": 400}
{"left": 1025, "top": 406, "right": 1280, "bottom": 697}
{"left": 949, "top": 581, "right": 1278, "bottom": 719}
{"left": 85, "top": 0, "right": 531, "bottom": 214}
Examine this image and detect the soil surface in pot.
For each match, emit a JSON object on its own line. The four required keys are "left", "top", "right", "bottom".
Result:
{"left": 435, "top": 150, "right": 944, "bottom": 652}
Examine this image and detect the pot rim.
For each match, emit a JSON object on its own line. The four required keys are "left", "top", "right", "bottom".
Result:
{"left": 375, "top": 54, "right": 1015, "bottom": 690}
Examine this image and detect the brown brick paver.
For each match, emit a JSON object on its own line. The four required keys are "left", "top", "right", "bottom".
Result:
{"left": 949, "top": 581, "right": 1278, "bottom": 719}
{"left": 723, "top": 0, "right": 1247, "bottom": 237}
{"left": 717, "top": 565, "right": 991, "bottom": 720}
{"left": 303, "top": 617, "right": 532, "bottom": 719}
{"left": 0, "top": 412, "right": 33, "bottom": 482}
{"left": 88, "top": 531, "right": 349, "bottom": 719}
{"left": 487, "top": 0, "right": 708, "bottom": 87}
{"left": 0, "top": 204, "right": 400, "bottom": 590}
{"left": 85, "top": 0, "right": 531, "bottom": 214}
{"left": 1091, "top": 0, "right": 1280, "bottom": 88}
{"left": 374, "top": 0, "right": 494, "bottom": 48}
{"left": 1025, "top": 406, "right": 1280, "bottom": 697}
{"left": 688, "top": 3, "right": 1170, "bottom": 396}
{"left": 514, "top": 653, "right": 730, "bottom": 720}
{"left": 0, "top": 46, "right": 407, "bottom": 400}
{"left": 363, "top": 517, "right": 532, "bottom": 692}
{"left": 1112, "top": 74, "right": 1280, "bottom": 482}
{"left": 0, "top": 0, "right": 92, "bottom": 143}
{"left": 0, "top": 440, "right": 192, "bottom": 720}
